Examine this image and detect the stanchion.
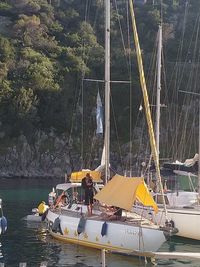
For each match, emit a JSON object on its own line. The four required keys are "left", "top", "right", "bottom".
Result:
{"left": 101, "top": 249, "right": 106, "bottom": 267}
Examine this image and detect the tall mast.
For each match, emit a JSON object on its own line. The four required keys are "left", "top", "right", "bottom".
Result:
{"left": 155, "top": 25, "right": 162, "bottom": 157}
{"left": 104, "top": 0, "right": 111, "bottom": 184}
{"left": 129, "top": 0, "right": 167, "bottom": 217}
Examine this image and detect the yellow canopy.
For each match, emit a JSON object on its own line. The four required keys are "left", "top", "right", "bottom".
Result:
{"left": 136, "top": 182, "right": 158, "bottom": 213}
{"left": 94, "top": 174, "right": 158, "bottom": 213}
{"left": 70, "top": 170, "right": 102, "bottom": 183}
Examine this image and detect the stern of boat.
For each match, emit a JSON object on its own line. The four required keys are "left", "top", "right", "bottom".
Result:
{"left": 159, "top": 220, "right": 179, "bottom": 239}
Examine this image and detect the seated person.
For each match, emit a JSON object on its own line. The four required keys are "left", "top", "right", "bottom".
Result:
{"left": 72, "top": 191, "right": 79, "bottom": 203}
{"left": 108, "top": 206, "right": 122, "bottom": 220}
{"left": 101, "top": 206, "right": 123, "bottom": 221}
{"left": 54, "top": 192, "right": 68, "bottom": 208}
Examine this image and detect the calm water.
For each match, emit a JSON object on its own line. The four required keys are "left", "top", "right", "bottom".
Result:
{"left": 0, "top": 177, "right": 200, "bottom": 267}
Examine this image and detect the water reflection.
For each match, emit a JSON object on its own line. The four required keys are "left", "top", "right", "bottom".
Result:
{"left": 0, "top": 243, "right": 3, "bottom": 259}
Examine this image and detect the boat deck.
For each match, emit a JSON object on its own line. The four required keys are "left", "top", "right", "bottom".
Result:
{"left": 50, "top": 207, "right": 160, "bottom": 230}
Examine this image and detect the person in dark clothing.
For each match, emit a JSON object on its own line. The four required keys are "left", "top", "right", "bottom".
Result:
{"left": 82, "top": 173, "right": 94, "bottom": 216}
{"left": 81, "top": 175, "right": 87, "bottom": 189}
{"left": 100, "top": 206, "right": 123, "bottom": 221}
{"left": 107, "top": 206, "right": 122, "bottom": 221}
{"left": 113, "top": 207, "right": 122, "bottom": 218}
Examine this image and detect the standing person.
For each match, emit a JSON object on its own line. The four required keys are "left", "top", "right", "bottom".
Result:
{"left": 82, "top": 173, "right": 94, "bottom": 216}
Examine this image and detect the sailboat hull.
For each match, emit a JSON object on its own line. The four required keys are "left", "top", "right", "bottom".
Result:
{"left": 160, "top": 207, "right": 200, "bottom": 240}
{"left": 46, "top": 209, "right": 166, "bottom": 255}
{"left": 134, "top": 205, "right": 200, "bottom": 240}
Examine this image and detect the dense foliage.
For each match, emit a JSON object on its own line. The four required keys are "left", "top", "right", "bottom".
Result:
{"left": 0, "top": 0, "right": 198, "bottom": 155}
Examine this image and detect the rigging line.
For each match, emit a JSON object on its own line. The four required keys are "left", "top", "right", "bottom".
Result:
{"left": 160, "top": 0, "right": 163, "bottom": 25}
{"left": 80, "top": 0, "right": 93, "bottom": 169}
{"left": 162, "top": 49, "right": 175, "bottom": 157}
{"left": 110, "top": 0, "right": 133, "bottom": 174}
{"left": 175, "top": 12, "right": 200, "bottom": 159}
{"left": 191, "top": 13, "right": 200, "bottom": 93}
{"left": 165, "top": 1, "right": 189, "bottom": 158}
{"left": 86, "top": 129, "right": 97, "bottom": 169}
{"left": 176, "top": 0, "right": 190, "bottom": 90}
{"left": 49, "top": 83, "right": 81, "bottom": 170}
{"left": 67, "top": 0, "right": 90, "bottom": 152}
{"left": 149, "top": 31, "right": 159, "bottom": 122}
{"left": 86, "top": 83, "right": 103, "bottom": 169}
{"left": 170, "top": 26, "right": 198, "bottom": 159}
{"left": 114, "top": 0, "right": 131, "bottom": 76}
{"left": 168, "top": 0, "right": 188, "bottom": 90}
{"left": 110, "top": 91, "right": 124, "bottom": 175}
{"left": 146, "top": 31, "right": 157, "bottom": 89}
{"left": 128, "top": 103, "right": 144, "bottom": 172}
{"left": 175, "top": 13, "right": 200, "bottom": 94}
{"left": 80, "top": 1, "right": 102, "bottom": 168}
{"left": 138, "top": 36, "right": 157, "bottom": 168}
{"left": 81, "top": 0, "right": 101, "bottom": 74}
{"left": 80, "top": 0, "right": 89, "bottom": 169}
{"left": 126, "top": 0, "right": 133, "bottom": 172}
{"left": 92, "top": 1, "right": 100, "bottom": 29}
{"left": 81, "top": 75, "right": 84, "bottom": 169}
{"left": 180, "top": 97, "right": 197, "bottom": 159}
{"left": 84, "top": 0, "right": 89, "bottom": 22}
{"left": 188, "top": 113, "right": 197, "bottom": 158}
{"left": 173, "top": 2, "right": 189, "bottom": 159}
{"left": 128, "top": 24, "right": 157, "bottom": 173}
{"left": 186, "top": 114, "right": 197, "bottom": 158}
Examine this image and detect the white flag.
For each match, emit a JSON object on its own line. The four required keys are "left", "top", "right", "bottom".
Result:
{"left": 96, "top": 92, "right": 103, "bottom": 134}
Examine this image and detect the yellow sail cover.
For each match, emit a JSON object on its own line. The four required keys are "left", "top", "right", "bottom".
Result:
{"left": 70, "top": 170, "right": 102, "bottom": 183}
{"left": 94, "top": 174, "right": 158, "bottom": 213}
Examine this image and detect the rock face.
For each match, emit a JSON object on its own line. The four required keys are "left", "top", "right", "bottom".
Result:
{"left": 0, "top": 129, "right": 147, "bottom": 178}
{"left": 0, "top": 130, "right": 73, "bottom": 178}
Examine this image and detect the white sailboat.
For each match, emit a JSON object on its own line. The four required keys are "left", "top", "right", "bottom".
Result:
{"left": 154, "top": 95, "right": 200, "bottom": 240}
{"left": 135, "top": 18, "right": 200, "bottom": 240}
{"left": 46, "top": 0, "right": 176, "bottom": 256}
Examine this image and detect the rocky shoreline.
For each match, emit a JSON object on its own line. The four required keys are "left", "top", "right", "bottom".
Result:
{"left": 0, "top": 130, "right": 146, "bottom": 180}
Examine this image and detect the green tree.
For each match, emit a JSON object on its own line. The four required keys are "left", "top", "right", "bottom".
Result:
{"left": 0, "top": 36, "right": 15, "bottom": 62}
{"left": 12, "top": 87, "right": 38, "bottom": 120}
{"left": 11, "top": 48, "right": 60, "bottom": 92}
